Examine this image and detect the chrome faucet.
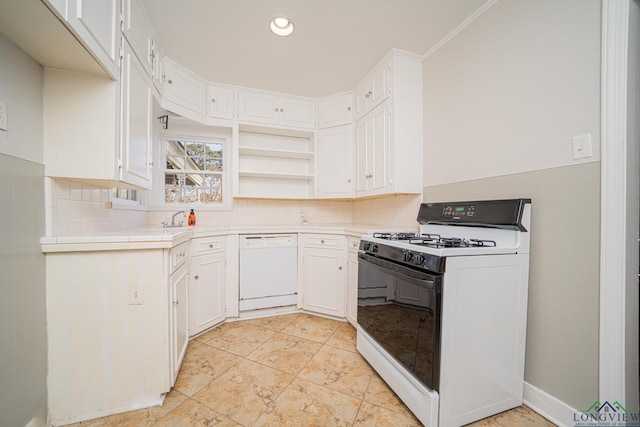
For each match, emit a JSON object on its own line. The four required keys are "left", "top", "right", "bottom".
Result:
{"left": 162, "top": 210, "right": 186, "bottom": 228}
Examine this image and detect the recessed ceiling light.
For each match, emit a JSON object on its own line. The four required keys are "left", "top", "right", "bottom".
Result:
{"left": 270, "top": 16, "right": 294, "bottom": 36}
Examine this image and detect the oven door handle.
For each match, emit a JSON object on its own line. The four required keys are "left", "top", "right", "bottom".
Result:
{"left": 358, "top": 252, "right": 440, "bottom": 290}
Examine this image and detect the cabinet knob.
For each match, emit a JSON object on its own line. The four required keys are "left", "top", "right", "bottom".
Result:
{"left": 167, "top": 79, "right": 173, "bottom": 85}
{"left": 173, "top": 300, "right": 179, "bottom": 305}
{"left": 347, "top": 106, "right": 352, "bottom": 111}
{"left": 194, "top": 275, "right": 199, "bottom": 280}
{"left": 339, "top": 266, "right": 343, "bottom": 270}
{"left": 321, "top": 239, "right": 325, "bottom": 244}
{"left": 347, "top": 179, "right": 352, "bottom": 183}
{"left": 209, "top": 244, "right": 214, "bottom": 248}
{"left": 211, "top": 98, "right": 216, "bottom": 103}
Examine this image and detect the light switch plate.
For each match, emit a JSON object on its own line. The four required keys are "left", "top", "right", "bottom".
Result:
{"left": 572, "top": 133, "right": 592, "bottom": 160}
{"left": 0, "top": 102, "right": 7, "bottom": 131}
{"left": 129, "top": 283, "right": 144, "bottom": 305}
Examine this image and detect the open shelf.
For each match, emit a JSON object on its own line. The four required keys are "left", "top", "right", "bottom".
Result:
{"left": 238, "top": 171, "right": 314, "bottom": 181}
{"left": 238, "top": 147, "right": 314, "bottom": 160}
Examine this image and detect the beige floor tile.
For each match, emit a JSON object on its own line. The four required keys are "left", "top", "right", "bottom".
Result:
{"left": 173, "top": 344, "right": 241, "bottom": 396}
{"left": 354, "top": 401, "right": 422, "bottom": 427}
{"left": 253, "top": 378, "right": 361, "bottom": 427}
{"left": 154, "top": 399, "right": 239, "bottom": 427}
{"left": 363, "top": 373, "right": 415, "bottom": 418}
{"left": 470, "top": 405, "right": 556, "bottom": 427}
{"left": 193, "top": 321, "right": 242, "bottom": 344}
{"left": 200, "top": 323, "right": 277, "bottom": 356}
{"left": 326, "top": 322, "right": 358, "bottom": 352}
{"left": 247, "top": 332, "right": 322, "bottom": 375}
{"left": 193, "top": 359, "right": 294, "bottom": 426}
{"left": 281, "top": 313, "right": 342, "bottom": 343}
{"left": 241, "top": 313, "right": 299, "bottom": 331}
{"left": 298, "top": 345, "right": 375, "bottom": 399}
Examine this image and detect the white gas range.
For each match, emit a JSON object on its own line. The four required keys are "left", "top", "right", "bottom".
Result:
{"left": 356, "top": 199, "right": 531, "bottom": 427}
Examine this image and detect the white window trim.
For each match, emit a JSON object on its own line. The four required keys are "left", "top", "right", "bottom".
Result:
{"left": 109, "top": 189, "right": 149, "bottom": 211}
{"left": 153, "top": 133, "right": 232, "bottom": 210}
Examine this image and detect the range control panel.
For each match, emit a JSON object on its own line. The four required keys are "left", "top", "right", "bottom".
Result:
{"left": 442, "top": 205, "right": 476, "bottom": 218}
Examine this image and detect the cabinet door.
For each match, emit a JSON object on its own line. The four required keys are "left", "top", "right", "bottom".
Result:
{"left": 302, "top": 247, "right": 346, "bottom": 317}
{"left": 170, "top": 262, "right": 189, "bottom": 385}
{"left": 189, "top": 253, "right": 225, "bottom": 336}
{"left": 355, "top": 118, "right": 369, "bottom": 194}
{"left": 279, "top": 98, "right": 316, "bottom": 129}
{"left": 317, "top": 124, "right": 354, "bottom": 198}
{"left": 120, "top": 41, "right": 153, "bottom": 189}
{"left": 122, "top": 0, "right": 155, "bottom": 75}
{"left": 318, "top": 93, "right": 353, "bottom": 128}
{"left": 346, "top": 251, "right": 358, "bottom": 327}
{"left": 207, "top": 84, "right": 235, "bottom": 120}
{"left": 238, "top": 91, "right": 278, "bottom": 125}
{"left": 163, "top": 58, "right": 208, "bottom": 116}
{"left": 369, "top": 101, "right": 390, "bottom": 194}
{"left": 369, "top": 59, "right": 390, "bottom": 109}
{"left": 67, "top": 0, "right": 120, "bottom": 78}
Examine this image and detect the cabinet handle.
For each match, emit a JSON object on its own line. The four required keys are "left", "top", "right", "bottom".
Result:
{"left": 173, "top": 300, "right": 179, "bottom": 305}
{"left": 167, "top": 79, "right": 173, "bottom": 85}
{"left": 211, "top": 98, "right": 216, "bottom": 103}
{"left": 366, "top": 174, "right": 373, "bottom": 178}
{"left": 194, "top": 275, "right": 199, "bottom": 280}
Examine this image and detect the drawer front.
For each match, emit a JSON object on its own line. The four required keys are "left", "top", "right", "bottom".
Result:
{"left": 170, "top": 241, "right": 189, "bottom": 273}
{"left": 191, "top": 236, "right": 225, "bottom": 255}
{"left": 303, "top": 234, "right": 345, "bottom": 249}
{"left": 347, "top": 236, "right": 361, "bottom": 253}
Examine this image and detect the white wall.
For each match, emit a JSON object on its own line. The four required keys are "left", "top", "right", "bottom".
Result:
{"left": 421, "top": 0, "right": 602, "bottom": 417}
{"left": 423, "top": 0, "right": 601, "bottom": 187}
{"left": 0, "top": 34, "right": 48, "bottom": 427}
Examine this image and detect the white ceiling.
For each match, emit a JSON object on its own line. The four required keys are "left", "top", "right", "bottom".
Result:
{"left": 141, "top": 0, "right": 489, "bottom": 98}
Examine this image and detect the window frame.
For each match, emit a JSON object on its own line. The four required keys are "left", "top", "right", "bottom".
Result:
{"left": 155, "top": 133, "right": 232, "bottom": 210}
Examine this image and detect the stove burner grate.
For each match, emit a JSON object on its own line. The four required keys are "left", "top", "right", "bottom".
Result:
{"left": 372, "top": 232, "right": 419, "bottom": 240}
{"left": 409, "top": 236, "right": 497, "bottom": 248}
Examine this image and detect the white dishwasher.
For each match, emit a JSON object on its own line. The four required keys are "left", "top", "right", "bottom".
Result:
{"left": 239, "top": 234, "right": 298, "bottom": 311}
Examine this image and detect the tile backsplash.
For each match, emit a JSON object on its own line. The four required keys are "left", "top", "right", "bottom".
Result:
{"left": 47, "top": 177, "right": 421, "bottom": 236}
{"left": 46, "top": 178, "right": 146, "bottom": 236}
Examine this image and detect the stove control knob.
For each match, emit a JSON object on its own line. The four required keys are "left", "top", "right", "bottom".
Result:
{"left": 403, "top": 251, "right": 414, "bottom": 263}
{"left": 363, "top": 242, "right": 371, "bottom": 251}
{"left": 372, "top": 244, "right": 379, "bottom": 253}
{"left": 414, "top": 254, "right": 425, "bottom": 266}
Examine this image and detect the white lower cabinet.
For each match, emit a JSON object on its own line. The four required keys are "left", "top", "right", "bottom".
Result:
{"left": 346, "top": 236, "right": 360, "bottom": 327}
{"left": 189, "top": 237, "right": 226, "bottom": 336}
{"left": 301, "top": 234, "right": 346, "bottom": 317}
{"left": 169, "top": 260, "right": 189, "bottom": 385}
{"left": 44, "top": 246, "right": 186, "bottom": 425}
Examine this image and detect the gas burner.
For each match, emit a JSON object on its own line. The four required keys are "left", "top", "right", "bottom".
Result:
{"left": 372, "top": 232, "right": 418, "bottom": 240}
{"left": 409, "top": 237, "right": 497, "bottom": 248}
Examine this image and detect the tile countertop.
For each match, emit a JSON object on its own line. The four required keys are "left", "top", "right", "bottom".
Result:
{"left": 40, "top": 224, "right": 416, "bottom": 253}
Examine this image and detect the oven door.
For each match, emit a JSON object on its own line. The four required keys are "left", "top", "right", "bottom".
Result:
{"left": 357, "top": 252, "right": 442, "bottom": 391}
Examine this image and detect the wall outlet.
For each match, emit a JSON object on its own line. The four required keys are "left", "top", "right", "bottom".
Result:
{"left": 129, "top": 283, "right": 144, "bottom": 305}
{"left": 572, "top": 133, "right": 593, "bottom": 160}
{"left": 0, "top": 102, "right": 7, "bottom": 132}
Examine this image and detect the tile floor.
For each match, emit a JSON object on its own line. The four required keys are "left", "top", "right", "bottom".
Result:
{"left": 70, "top": 313, "right": 555, "bottom": 426}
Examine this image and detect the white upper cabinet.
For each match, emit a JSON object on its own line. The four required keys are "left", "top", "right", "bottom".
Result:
{"left": 162, "top": 57, "right": 208, "bottom": 118}
{"left": 120, "top": 40, "right": 153, "bottom": 188}
{"left": 354, "top": 50, "right": 423, "bottom": 197}
{"left": 207, "top": 84, "right": 235, "bottom": 120}
{"left": 355, "top": 59, "right": 390, "bottom": 120}
{"left": 318, "top": 93, "right": 353, "bottom": 128}
{"left": 66, "top": 0, "right": 121, "bottom": 79}
{"left": 317, "top": 124, "right": 354, "bottom": 198}
{"left": 238, "top": 90, "right": 316, "bottom": 129}
{"left": 122, "top": 0, "right": 156, "bottom": 76}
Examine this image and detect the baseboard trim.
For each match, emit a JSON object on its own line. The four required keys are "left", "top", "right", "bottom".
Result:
{"left": 523, "top": 381, "right": 578, "bottom": 427}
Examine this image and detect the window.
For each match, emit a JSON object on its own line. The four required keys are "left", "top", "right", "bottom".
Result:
{"left": 110, "top": 187, "right": 146, "bottom": 210}
{"left": 163, "top": 137, "right": 225, "bottom": 205}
